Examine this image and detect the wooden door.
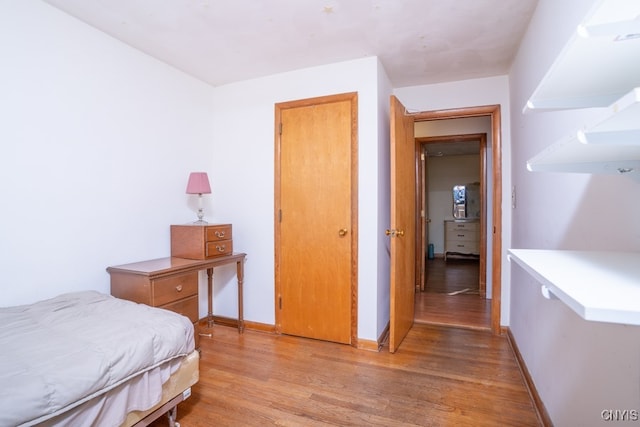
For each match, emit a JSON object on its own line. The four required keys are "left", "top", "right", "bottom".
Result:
{"left": 275, "top": 93, "right": 357, "bottom": 345}
{"left": 389, "top": 96, "right": 416, "bottom": 353}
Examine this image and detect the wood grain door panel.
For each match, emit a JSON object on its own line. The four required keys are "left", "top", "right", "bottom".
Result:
{"left": 275, "top": 93, "right": 357, "bottom": 344}
{"left": 389, "top": 95, "right": 416, "bottom": 353}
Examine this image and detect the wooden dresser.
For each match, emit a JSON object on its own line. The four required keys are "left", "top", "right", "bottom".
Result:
{"left": 170, "top": 224, "right": 232, "bottom": 259}
{"left": 444, "top": 220, "right": 479, "bottom": 261}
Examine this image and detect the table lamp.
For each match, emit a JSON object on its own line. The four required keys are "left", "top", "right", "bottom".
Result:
{"left": 186, "top": 172, "right": 211, "bottom": 224}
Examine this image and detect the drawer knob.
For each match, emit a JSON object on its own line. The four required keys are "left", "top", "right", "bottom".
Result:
{"left": 215, "top": 230, "right": 226, "bottom": 238}
{"left": 216, "top": 244, "right": 226, "bottom": 252}
{"left": 176, "top": 285, "right": 183, "bottom": 292}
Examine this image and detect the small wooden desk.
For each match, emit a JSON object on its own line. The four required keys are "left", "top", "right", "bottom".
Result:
{"left": 107, "top": 253, "right": 247, "bottom": 334}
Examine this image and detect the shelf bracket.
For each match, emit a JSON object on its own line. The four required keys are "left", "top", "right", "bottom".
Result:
{"left": 540, "top": 285, "right": 558, "bottom": 300}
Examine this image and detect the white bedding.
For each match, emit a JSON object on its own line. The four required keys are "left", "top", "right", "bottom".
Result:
{"left": 0, "top": 291, "right": 195, "bottom": 427}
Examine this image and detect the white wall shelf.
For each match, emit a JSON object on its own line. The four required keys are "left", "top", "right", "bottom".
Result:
{"left": 526, "top": 88, "right": 640, "bottom": 175}
{"left": 526, "top": 138, "right": 640, "bottom": 174}
{"left": 578, "top": 87, "right": 640, "bottom": 145}
{"left": 523, "top": 0, "right": 640, "bottom": 112}
{"left": 577, "top": 88, "right": 640, "bottom": 145}
{"left": 524, "top": 0, "right": 640, "bottom": 175}
{"left": 508, "top": 249, "right": 640, "bottom": 326}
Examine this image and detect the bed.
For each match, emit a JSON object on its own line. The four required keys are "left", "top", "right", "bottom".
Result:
{"left": 0, "top": 291, "right": 199, "bottom": 427}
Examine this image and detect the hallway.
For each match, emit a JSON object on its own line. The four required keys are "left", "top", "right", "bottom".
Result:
{"left": 415, "top": 258, "right": 490, "bottom": 330}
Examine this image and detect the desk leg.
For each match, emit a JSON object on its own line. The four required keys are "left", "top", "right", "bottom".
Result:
{"left": 207, "top": 267, "right": 214, "bottom": 328}
{"left": 237, "top": 259, "right": 244, "bottom": 334}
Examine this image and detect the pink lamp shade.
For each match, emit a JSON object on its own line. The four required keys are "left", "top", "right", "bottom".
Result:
{"left": 185, "top": 172, "right": 211, "bottom": 195}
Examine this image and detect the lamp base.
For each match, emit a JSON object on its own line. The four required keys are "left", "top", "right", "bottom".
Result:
{"left": 192, "top": 219, "right": 208, "bottom": 225}
{"left": 194, "top": 205, "right": 207, "bottom": 224}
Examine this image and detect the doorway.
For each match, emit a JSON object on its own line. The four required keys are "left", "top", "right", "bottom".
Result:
{"left": 409, "top": 106, "right": 502, "bottom": 335}
{"left": 415, "top": 134, "right": 490, "bottom": 330}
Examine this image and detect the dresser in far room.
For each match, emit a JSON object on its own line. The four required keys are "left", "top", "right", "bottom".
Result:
{"left": 444, "top": 220, "right": 479, "bottom": 261}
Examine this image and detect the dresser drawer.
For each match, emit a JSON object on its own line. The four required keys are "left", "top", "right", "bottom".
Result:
{"left": 445, "top": 229, "right": 478, "bottom": 242}
{"left": 205, "top": 224, "right": 232, "bottom": 242}
{"left": 445, "top": 221, "right": 479, "bottom": 232}
{"left": 152, "top": 272, "right": 198, "bottom": 306}
{"left": 205, "top": 239, "right": 233, "bottom": 257}
{"left": 159, "top": 295, "right": 199, "bottom": 323}
{"left": 171, "top": 224, "right": 233, "bottom": 259}
{"left": 447, "top": 241, "right": 479, "bottom": 253}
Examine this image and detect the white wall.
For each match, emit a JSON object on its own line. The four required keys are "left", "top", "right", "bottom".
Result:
{"left": 509, "top": 0, "right": 640, "bottom": 425}
{"left": 207, "top": 56, "right": 391, "bottom": 341}
{"left": 394, "top": 76, "right": 511, "bottom": 321}
{"left": 376, "top": 61, "right": 393, "bottom": 337}
{"left": 426, "top": 155, "right": 480, "bottom": 254}
{"left": 0, "top": 1, "right": 215, "bottom": 306}
{"left": 0, "top": 1, "right": 405, "bottom": 344}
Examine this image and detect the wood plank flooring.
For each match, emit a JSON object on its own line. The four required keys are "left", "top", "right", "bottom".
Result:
{"left": 161, "top": 324, "right": 540, "bottom": 426}
{"left": 424, "top": 258, "right": 479, "bottom": 294}
{"left": 415, "top": 258, "right": 490, "bottom": 330}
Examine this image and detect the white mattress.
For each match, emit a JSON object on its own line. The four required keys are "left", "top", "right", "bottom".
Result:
{"left": 0, "top": 291, "right": 195, "bottom": 427}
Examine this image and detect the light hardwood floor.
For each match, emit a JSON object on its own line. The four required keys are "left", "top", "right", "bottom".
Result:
{"left": 152, "top": 258, "right": 538, "bottom": 426}
{"left": 415, "top": 258, "right": 490, "bottom": 330}
{"left": 158, "top": 324, "right": 540, "bottom": 426}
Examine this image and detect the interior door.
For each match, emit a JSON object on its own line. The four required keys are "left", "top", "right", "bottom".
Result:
{"left": 275, "top": 93, "right": 357, "bottom": 345}
{"left": 389, "top": 95, "right": 416, "bottom": 353}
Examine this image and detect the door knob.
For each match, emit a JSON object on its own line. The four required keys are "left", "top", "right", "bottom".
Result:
{"left": 338, "top": 228, "right": 348, "bottom": 237}
{"left": 386, "top": 229, "right": 405, "bottom": 237}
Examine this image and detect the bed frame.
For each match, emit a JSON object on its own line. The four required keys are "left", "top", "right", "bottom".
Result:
{"left": 124, "top": 350, "right": 199, "bottom": 427}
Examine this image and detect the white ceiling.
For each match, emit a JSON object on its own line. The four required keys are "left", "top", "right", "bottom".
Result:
{"left": 43, "top": 0, "right": 539, "bottom": 88}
